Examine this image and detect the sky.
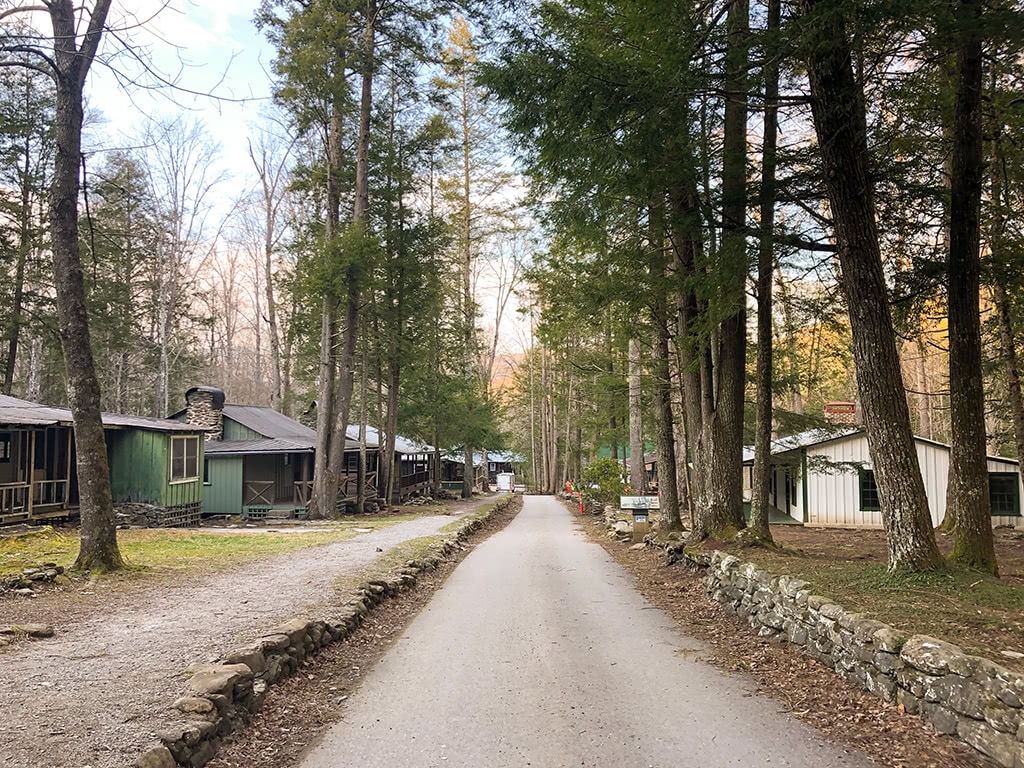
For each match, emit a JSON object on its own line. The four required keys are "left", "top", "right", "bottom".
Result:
{"left": 84, "top": 1, "right": 276, "bottom": 188}
{"left": 75, "top": 1, "right": 533, "bottom": 359}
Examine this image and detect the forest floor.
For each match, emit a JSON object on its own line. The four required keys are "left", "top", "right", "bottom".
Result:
{"left": 579, "top": 508, "right": 994, "bottom": 768}
{"left": 0, "top": 495, "right": 498, "bottom": 768}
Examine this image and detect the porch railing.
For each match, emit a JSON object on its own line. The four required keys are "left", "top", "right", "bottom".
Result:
{"left": 293, "top": 473, "right": 380, "bottom": 506}
{"left": 243, "top": 480, "right": 275, "bottom": 506}
{"left": 0, "top": 482, "right": 30, "bottom": 516}
{"left": 33, "top": 479, "right": 68, "bottom": 507}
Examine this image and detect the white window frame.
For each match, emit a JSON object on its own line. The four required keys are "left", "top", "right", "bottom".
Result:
{"left": 170, "top": 435, "right": 200, "bottom": 484}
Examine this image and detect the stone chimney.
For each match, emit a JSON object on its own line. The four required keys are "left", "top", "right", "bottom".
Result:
{"left": 823, "top": 401, "right": 858, "bottom": 426}
{"left": 185, "top": 386, "right": 226, "bottom": 441}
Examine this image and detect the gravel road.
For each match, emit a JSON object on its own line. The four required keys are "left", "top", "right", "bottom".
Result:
{"left": 300, "top": 495, "right": 874, "bottom": 768}
{"left": 0, "top": 512, "right": 465, "bottom": 768}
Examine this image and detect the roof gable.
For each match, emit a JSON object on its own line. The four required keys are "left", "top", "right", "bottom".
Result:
{"left": 221, "top": 404, "right": 316, "bottom": 441}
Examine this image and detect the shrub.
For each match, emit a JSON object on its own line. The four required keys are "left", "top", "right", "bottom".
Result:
{"left": 581, "top": 457, "right": 625, "bottom": 506}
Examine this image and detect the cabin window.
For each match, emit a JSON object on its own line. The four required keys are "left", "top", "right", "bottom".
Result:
{"left": 859, "top": 469, "right": 880, "bottom": 512}
{"left": 0, "top": 433, "right": 11, "bottom": 463}
{"left": 170, "top": 436, "right": 200, "bottom": 483}
{"left": 988, "top": 473, "right": 1020, "bottom": 516}
{"left": 203, "top": 458, "right": 210, "bottom": 485}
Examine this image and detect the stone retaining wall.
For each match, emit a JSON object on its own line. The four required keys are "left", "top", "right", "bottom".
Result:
{"left": 134, "top": 495, "right": 514, "bottom": 768}
{"left": 116, "top": 502, "right": 202, "bottom": 529}
{"left": 704, "top": 551, "right": 1024, "bottom": 768}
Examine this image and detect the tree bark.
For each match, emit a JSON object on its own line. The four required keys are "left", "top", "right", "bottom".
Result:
{"left": 748, "top": 0, "right": 780, "bottom": 544}
{"left": 320, "top": 0, "right": 376, "bottom": 517}
{"left": 652, "top": 310, "right": 681, "bottom": 530}
{"left": 311, "top": 96, "right": 343, "bottom": 518}
{"left": 710, "top": 0, "right": 749, "bottom": 538}
{"left": 47, "top": 0, "right": 123, "bottom": 571}
{"left": 800, "top": 0, "right": 942, "bottom": 571}
{"left": 943, "top": 0, "right": 996, "bottom": 573}
{"left": 627, "top": 337, "right": 647, "bottom": 493}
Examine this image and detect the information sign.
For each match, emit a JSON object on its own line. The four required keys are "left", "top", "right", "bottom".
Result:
{"left": 619, "top": 495, "right": 660, "bottom": 510}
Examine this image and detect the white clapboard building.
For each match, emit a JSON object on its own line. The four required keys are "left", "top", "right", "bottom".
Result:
{"left": 742, "top": 428, "right": 1023, "bottom": 529}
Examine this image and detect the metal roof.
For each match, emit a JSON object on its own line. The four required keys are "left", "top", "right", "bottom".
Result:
{"left": 741, "top": 427, "right": 1020, "bottom": 466}
{"left": 204, "top": 438, "right": 321, "bottom": 455}
{"left": 441, "top": 450, "right": 524, "bottom": 466}
{"left": 346, "top": 424, "right": 432, "bottom": 455}
{"left": 222, "top": 404, "right": 317, "bottom": 441}
{"left": 0, "top": 394, "right": 201, "bottom": 433}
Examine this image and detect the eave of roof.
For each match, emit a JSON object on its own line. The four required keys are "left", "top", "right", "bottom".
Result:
{"left": 0, "top": 394, "right": 202, "bottom": 433}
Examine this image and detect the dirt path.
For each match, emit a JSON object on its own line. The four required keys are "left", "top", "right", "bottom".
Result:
{"left": 0, "top": 504, "right": 485, "bottom": 768}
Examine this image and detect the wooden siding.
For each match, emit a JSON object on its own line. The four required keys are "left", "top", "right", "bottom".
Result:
{"left": 222, "top": 418, "right": 261, "bottom": 441}
{"left": 107, "top": 430, "right": 203, "bottom": 507}
{"left": 242, "top": 454, "right": 297, "bottom": 504}
{"left": 805, "top": 435, "right": 1022, "bottom": 529}
{"left": 202, "top": 456, "right": 243, "bottom": 514}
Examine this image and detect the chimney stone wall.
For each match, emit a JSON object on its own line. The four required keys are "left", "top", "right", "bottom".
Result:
{"left": 185, "top": 387, "right": 225, "bottom": 442}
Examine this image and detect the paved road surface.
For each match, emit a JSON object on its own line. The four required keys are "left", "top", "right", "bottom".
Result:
{"left": 301, "top": 495, "right": 871, "bottom": 768}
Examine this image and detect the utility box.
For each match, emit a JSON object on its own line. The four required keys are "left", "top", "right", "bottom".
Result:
{"left": 496, "top": 472, "right": 515, "bottom": 492}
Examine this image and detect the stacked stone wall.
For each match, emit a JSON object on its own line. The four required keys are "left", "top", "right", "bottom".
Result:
{"left": 185, "top": 390, "right": 223, "bottom": 442}
{"left": 704, "top": 551, "right": 1024, "bottom": 768}
{"left": 116, "top": 503, "right": 202, "bottom": 529}
{"left": 134, "top": 495, "right": 513, "bottom": 768}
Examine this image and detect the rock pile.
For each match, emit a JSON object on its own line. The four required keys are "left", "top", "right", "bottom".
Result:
{"left": 135, "top": 495, "right": 513, "bottom": 768}
{"left": 1, "top": 563, "right": 69, "bottom": 592}
{"left": 704, "top": 551, "right": 1024, "bottom": 768}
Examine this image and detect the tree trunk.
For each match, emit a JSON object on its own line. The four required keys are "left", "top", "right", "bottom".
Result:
{"left": 311, "top": 96, "right": 344, "bottom": 519}
{"left": 943, "top": 0, "right": 996, "bottom": 573}
{"left": 3, "top": 126, "right": 34, "bottom": 395}
{"left": 321, "top": 1, "right": 376, "bottom": 516}
{"left": 357, "top": 335, "right": 368, "bottom": 513}
{"left": 384, "top": 358, "right": 400, "bottom": 506}
{"left": 652, "top": 311, "right": 681, "bottom": 530}
{"left": 48, "top": 0, "right": 122, "bottom": 572}
{"left": 748, "top": 0, "right": 780, "bottom": 544}
{"left": 800, "top": 0, "right": 942, "bottom": 571}
{"left": 627, "top": 337, "right": 647, "bottom": 493}
{"left": 683, "top": 0, "right": 749, "bottom": 540}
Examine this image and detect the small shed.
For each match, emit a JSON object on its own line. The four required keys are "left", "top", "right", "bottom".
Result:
{"left": 483, "top": 451, "right": 524, "bottom": 484}
{"left": 743, "top": 428, "right": 1023, "bottom": 529}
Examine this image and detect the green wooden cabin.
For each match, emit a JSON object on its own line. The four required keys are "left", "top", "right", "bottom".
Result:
{"left": 0, "top": 393, "right": 204, "bottom": 526}
{"left": 105, "top": 425, "right": 206, "bottom": 525}
{"left": 175, "top": 387, "right": 376, "bottom": 518}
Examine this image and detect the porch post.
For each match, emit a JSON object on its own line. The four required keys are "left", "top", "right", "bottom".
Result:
{"left": 27, "top": 430, "right": 35, "bottom": 519}
{"left": 65, "top": 428, "right": 72, "bottom": 504}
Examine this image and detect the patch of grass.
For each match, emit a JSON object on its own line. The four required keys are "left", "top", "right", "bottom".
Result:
{"left": 0, "top": 519, "right": 413, "bottom": 578}
{"left": 333, "top": 496, "right": 514, "bottom": 594}
{"left": 438, "top": 495, "right": 512, "bottom": 534}
{"left": 333, "top": 534, "right": 445, "bottom": 595}
{"left": 730, "top": 545, "right": 1024, "bottom": 664}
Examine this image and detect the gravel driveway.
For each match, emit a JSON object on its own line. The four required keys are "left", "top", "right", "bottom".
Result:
{"left": 0, "top": 512, "right": 466, "bottom": 768}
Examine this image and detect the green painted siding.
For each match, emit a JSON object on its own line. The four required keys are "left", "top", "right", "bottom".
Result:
{"left": 203, "top": 456, "right": 244, "bottom": 514}
{"left": 107, "top": 430, "right": 203, "bottom": 507}
{"left": 223, "top": 418, "right": 261, "bottom": 441}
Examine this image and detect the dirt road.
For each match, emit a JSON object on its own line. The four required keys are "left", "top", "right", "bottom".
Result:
{"left": 0, "top": 511, "right": 469, "bottom": 768}
{"left": 300, "top": 495, "right": 873, "bottom": 768}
